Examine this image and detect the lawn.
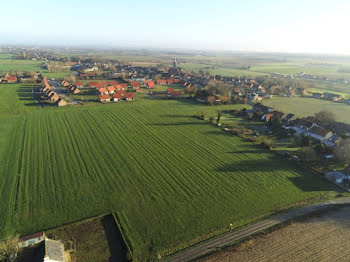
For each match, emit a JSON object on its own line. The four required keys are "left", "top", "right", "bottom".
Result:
{"left": 261, "top": 96, "right": 350, "bottom": 124}
{"left": 0, "top": 83, "right": 341, "bottom": 261}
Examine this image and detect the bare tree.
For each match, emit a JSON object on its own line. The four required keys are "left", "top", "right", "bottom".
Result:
{"left": 0, "top": 236, "right": 19, "bottom": 262}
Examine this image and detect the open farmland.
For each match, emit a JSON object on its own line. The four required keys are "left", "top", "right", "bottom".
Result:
{"left": 0, "top": 83, "right": 341, "bottom": 260}
{"left": 261, "top": 96, "right": 350, "bottom": 124}
{"left": 198, "top": 206, "right": 350, "bottom": 262}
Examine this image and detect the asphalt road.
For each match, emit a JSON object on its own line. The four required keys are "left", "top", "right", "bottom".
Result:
{"left": 164, "top": 198, "right": 350, "bottom": 262}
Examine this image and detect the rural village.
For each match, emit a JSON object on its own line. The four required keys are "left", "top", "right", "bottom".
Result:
{"left": 2, "top": 49, "right": 350, "bottom": 262}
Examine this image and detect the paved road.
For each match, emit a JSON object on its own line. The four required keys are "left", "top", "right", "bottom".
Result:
{"left": 164, "top": 198, "right": 350, "bottom": 262}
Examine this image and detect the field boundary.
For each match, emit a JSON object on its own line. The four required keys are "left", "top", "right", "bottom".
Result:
{"left": 163, "top": 197, "right": 350, "bottom": 262}
{"left": 112, "top": 212, "right": 135, "bottom": 261}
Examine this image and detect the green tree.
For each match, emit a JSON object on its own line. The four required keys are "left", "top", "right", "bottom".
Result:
{"left": 301, "top": 135, "right": 312, "bottom": 147}
{"left": 315, "top": 110, "right": 335, "bottom": 126}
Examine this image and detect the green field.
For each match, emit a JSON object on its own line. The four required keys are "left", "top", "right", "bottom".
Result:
{"left": 262, "top": 96, "right": 350, "bottom": 124}
{"left": 0, "top": 83, "right": 341, "bottom": 260}
{"left": 0, "top": 53, "right": 44, "bottom": 72}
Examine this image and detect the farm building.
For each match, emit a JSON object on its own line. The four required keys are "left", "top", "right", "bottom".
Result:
{"left": 125, "top": 93, "right": 135, "bottom": 101}
{"left": 113, "top": 93, "right": 123, "bottom": 102}
{"left": 18, "top": 232, "right": 45, "bottom": 248}
{"left": 157, "top": 79, "right": 167, "bottom": 85}
{"left": 99, "top": 94, "right": 111, "bottom": 102}
{"left": 75, "top": 82, "right": 83, "bottom": 87}
{"left": 37, "top": 239, "right": 66, "bottom": 262}
{"left": 107, "top": 86, "right": 116, "bottom": 94}
{"left": 99, "top": 88, "right": 108, "bottom": 95}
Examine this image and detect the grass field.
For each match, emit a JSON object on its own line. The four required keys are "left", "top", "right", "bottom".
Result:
{"left": 199, "top": 206, "right": 350, "bottom": 262}
{"left": 0, "top": 53, "right": 44, "bottom": 72}
{"left": 261, "top": 96, "right": 350, "bottom": 124}
{"left": 0, "top": 82, "right": 342, "bottom": 260}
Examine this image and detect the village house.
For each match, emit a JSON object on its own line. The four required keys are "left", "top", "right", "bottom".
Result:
{"left": 99, "top": 94, "right": 111, "bottom": 102}
{"left": 130, "top": 81, "right": 140, "bottom": 90}
{"left": 125, "top": 92, "right": 135, "bottom": 101}
{"left": 144, "top": 80, "right": 155, "bottom": 88}
{"left": 49, "top": 93, "right": 60, "bottom": 102}
{"left": 112, "top": 93, "right": 123, "bottom": 102}
{"left": 157, "top": 79, "right": 167, "bottom": 85}
{"left": 107, "top": 86, "right": 116, "bottom": 94}
{"left": 5, "top": 76, "right": 18, "bottom": 83}
{"left": 98, "top": 87, "right": 109, "bottom": 95}
{"left": 57, "top": 98, "right": 68, "bottom": 107}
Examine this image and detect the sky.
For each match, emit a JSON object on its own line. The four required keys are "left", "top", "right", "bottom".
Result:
{"left": 1, "top": 0, "right": 350, "bottom": 55}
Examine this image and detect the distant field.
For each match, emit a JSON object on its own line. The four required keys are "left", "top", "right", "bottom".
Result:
{"left": 0, "top": 54, "right": 44, "bottom": 72}
{"left": 261, "top": 96, "right": 350, "bottom": 124}
{"left": 251, "top": 61, "right": 350, "bottom": 80}
{"left": 181, "top": 62, "right": 266, "bottom": 77}
{"left": 199, "top": 206, "right": 350, "bottom": 262}
{"left": 0, "top": 83, "right": 340, "bottom": 260}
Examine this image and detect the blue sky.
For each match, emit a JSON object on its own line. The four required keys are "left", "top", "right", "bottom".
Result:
{"left": 1, "top": 0, "right": 350, "bottom": 54}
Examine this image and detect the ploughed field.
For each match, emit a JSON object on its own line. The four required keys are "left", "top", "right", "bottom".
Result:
{"left": 199, "top": 206, "right": 350, "bottom": 262}
{"left": 0, "top": 83, "right": 340, "bottom": 260}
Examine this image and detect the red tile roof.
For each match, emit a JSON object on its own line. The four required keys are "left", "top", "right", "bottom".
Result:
{"left": 113, "top": 93, "right": 123, "bottom": 99}
{"left": 107, "top": 86, "right": 116, "bottom": 92}
{"left": 19, "top": 232, "right": 44, "bottom": 242}
{"left": 167, "top": 88, "right": 175, "bottom": 93}
{"left": 99, "top": 88, "right": 108, "bottom": 94}
{"left": 109, "top": 81, "right": 118, "bottom": 85}
{"left": 75, "top": 82, "right": 83, "bottom": 86}
{"left": 125, "top": 93, "right": 135, "bottom": 99}
{"left": 130, "top": 81, "right": 140, "bottom": 88}
{"left": 157, "top": 79, "right": 167, "bottom": 85}
{"left": 99, "top": 94, "right": 110, "bottom": 100}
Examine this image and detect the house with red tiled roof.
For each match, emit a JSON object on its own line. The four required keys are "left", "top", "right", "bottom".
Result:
{"left": 107, "top": 86, "right": 116, "bottom": 94}
{"left": 125, "top": 92, "right": 135, "bottom": 101}
{"left": 88, "top": 81, "right": 98, "bottom": 88}
{"left": 75, "top": 82, "right": 83, "bottom": 87}
{"left": 166, "top": 88, "right": 174, "bottom": 94}
{"left": 157, "top": 79, "right": 167, "bottom": 85}
{"left": 5, "top": 76, "right": 17, "bottom": 83}
{"left": 99, "top": 88, "right": 108, "bottom": 95}
{"left": 167, "top": 79, "right": 174, "bottom": 84}
{"left": 109, "top": 81, "right": 118, "bottom": 86}
{"left": 112, "top": 93, "right": 123, "bottom": 102}
{"left": 130, "top": 81, "right": 140, "bottom": 90}
{"left": 144, "top": 80, "right": 155, "bottom": 88}
{"left": 120, "top": 83, "right": 128, "bottom": 89}
{"left": 99, "top": 94, "right": 111, "bottom": 102}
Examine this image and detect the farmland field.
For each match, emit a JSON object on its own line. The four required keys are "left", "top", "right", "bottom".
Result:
{"left": 0, "top": 83, "right": 342, "bottom": 260}
{"left": 198, "top": 206, "right": 350, "bottom": 262}
{"left": 261, "top": 96, "right": 350, "bottom": 124}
